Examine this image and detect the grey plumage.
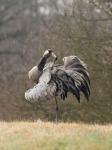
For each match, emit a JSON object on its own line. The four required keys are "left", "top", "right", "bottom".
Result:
{"left": 25, "top": 55, "right": 90, "bottom": 103}
{"left": 28, "top": 49, "right": 57, "bottom": 83}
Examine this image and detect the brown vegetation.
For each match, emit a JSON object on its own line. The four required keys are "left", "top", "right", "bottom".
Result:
{"left": 0, "top": 121, "right": 112, "bottom": 150}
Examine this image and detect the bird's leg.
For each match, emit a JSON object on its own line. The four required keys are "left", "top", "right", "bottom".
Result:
{"left": 55, "top": 97, "right": 59, "bottom": 123}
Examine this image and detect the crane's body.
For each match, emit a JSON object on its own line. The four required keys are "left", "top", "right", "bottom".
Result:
{"left": 25, "top": 55, "right": 90, "bottom": 102}
{"left": 25, "top": 50, "right": 90, "bottom": 121}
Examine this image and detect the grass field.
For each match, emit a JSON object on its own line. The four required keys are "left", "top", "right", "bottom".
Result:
{"left": 0, "top": 121, "right": 112, "bottom": 150}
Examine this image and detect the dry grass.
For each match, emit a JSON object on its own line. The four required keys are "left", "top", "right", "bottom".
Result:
{"left": 0, "top": 120, "right": 112, "bottom": 150}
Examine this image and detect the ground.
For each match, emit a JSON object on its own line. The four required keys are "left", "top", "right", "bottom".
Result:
{"left": 0, "top": 120, "right": 112, "bottom": 150}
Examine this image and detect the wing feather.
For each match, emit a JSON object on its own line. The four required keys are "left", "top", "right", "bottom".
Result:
{"left": 51, "top": 69, "right": 80, "bottom": 102}
{"left": 63, "top": 56, "right": 90, "bottom": 101}
{"left": 25, "top": 56, "right": 90, "bottom": 102}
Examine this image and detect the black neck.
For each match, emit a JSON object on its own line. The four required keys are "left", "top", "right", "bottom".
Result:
{"left": 38, "top": 56, "right": 48, "bottom": 71}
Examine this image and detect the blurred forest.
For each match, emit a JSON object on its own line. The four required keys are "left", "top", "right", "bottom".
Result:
{"left": 0, "top": 0, "right": 112, "bottom": 123}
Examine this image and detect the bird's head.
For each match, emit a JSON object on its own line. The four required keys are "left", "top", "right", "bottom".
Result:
{"left": 43, "top": 49, "right": 53, "bottom": 58}
{"left": 43, "top": 49, "right": 57, "bottom": 62}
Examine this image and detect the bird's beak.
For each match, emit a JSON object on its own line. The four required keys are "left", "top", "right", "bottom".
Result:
{"left": 51, "top": 52, "right": 57, "bottom": 61}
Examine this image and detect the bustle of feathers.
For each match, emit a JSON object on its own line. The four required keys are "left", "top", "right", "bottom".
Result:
{"left": 25, "top": 56, "right": 90, "bottom": 103}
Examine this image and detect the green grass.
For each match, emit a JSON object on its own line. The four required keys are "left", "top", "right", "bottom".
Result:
{"left": 0, "top": 121, "right": 112, "bottom": 150}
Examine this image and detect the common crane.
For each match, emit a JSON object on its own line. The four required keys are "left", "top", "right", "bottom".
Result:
{"left": 25, "top": 50, "right": 90, "bottom": 121}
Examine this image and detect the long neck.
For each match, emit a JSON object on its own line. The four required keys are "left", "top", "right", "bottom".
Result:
{"left": 38, "top": 56, "right": 48, "bottom": 71}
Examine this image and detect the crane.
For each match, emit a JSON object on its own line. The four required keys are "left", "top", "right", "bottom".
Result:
{"left": 25, "top": 50, "right": 90, "bottom": 121}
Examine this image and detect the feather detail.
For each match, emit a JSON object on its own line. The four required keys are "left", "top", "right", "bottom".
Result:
{"left": 25, "top": 55, "right": 90, "bottom": 103}
{"left": 25, "top": 82, "right": 56, "bottom": 102}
